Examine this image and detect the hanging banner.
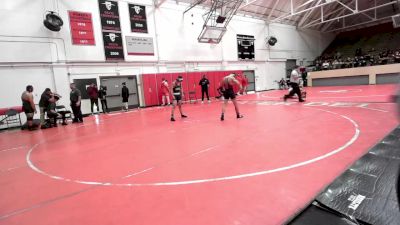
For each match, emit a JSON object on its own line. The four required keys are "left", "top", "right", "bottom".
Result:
{"left": 98, "top": 0, "right": 125, "bottom": 61}
{"left": 126, "top": 36, "right": 154, "bottom": 56}
{"left": 68, "top": 11, "right": 95, "bottom": 45}
{"left": 98, "top": 0, "right": 121, "bottom": 31}
{"left": 103, "top": 31, "right": 125, "bottom": 61}
{"left": 129, "top": 4, "right": 148, "bottom": 33}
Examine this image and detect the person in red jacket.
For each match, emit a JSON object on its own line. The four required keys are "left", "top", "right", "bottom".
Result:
{"left": 87, "top": 83, "right": 99, "bottom": 114}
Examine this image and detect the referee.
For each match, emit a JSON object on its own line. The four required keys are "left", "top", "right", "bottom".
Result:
{"left": 284, "top": 65, "right": 305, "bottom": 102}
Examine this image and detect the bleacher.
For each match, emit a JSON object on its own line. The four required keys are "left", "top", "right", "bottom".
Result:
{"left": 315, "top": 23, "right": 400, "bottom": 71}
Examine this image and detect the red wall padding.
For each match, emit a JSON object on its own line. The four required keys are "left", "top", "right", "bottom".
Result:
{"left": 142, "top": 74, "right": 159, "bottom": 106}
{"left": 141, "top": 70, "right": 243, "bottom": 106}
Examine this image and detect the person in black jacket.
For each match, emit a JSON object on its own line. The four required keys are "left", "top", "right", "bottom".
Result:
{"left": 199, "top": 74, "right": 210, "bottom": 103}
{"left": 98, "top": 86, "right": 108, "bottom": 113}
{"left": 121, "top": 82, "right": 129, "bottom": 111}
{"left": 70, "top": 83, "right": 83, "bottom": 123}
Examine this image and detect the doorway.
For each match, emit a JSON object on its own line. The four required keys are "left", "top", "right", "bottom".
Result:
{"left": 286, "top": 59, "right": 297, "bottom": 78}
{"left": 100, "top": 76, "right": 139, "bottom": 111}
{"left": 242, "top": 70, "right": 256, "bottom": 92}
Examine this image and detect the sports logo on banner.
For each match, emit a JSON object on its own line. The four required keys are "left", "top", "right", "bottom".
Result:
{"left": 103, "top": 31, "right": 125, "bottom": 61}
{"left": 129, "top": 4, "right": 148, "bottom": 33}
{"left": 98, "top": 0, "right": 121, "bottom": 31}
{"left": 98, "top": 0, "right": 124, "bottom": 61}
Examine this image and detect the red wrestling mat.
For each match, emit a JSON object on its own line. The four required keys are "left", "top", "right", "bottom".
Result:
{"left": 0, "top": 84, "right": 398, "bottom": 225}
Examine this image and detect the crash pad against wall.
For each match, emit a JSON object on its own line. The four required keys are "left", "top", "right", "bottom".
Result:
{"left": 288, "top": 126, "right": 400, "bottom": 225}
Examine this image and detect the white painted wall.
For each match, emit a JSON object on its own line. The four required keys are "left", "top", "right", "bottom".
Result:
{"left": 0, "top": 0, "right": 335, "bottom": 120}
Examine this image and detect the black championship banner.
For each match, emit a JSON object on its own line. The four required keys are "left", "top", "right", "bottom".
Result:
{"left": 237, "top": 34, "right": 255, "bottom": 60}
{"left": 129, "top": 4, "right": 148, "bottom": 33}
{"left": 98, "top": 0, "right": 121, "bottom": 31}
{"left": 103, "top": 32, "right": 125, "bottom": 61}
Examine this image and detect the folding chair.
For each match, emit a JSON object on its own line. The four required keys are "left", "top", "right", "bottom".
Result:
{"left": 188, "top": 91, "right": 198, "bottom": 104}
{"left": 55, "top": 105, "right": 71, "bottom": 124}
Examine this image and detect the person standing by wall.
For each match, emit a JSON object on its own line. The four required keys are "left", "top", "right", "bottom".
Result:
{"left": 284, "top": 65, "right": 305, "bottom": 102}
{"left": 21, "top": 85, "right": 37, "bottom": 130}
{"left": 170, "top": 76, "right": 187, "bottom": 121}
{"left": 39, "top": 88, "right": 55, "bottom": 129}
{"left": 241, "top": 75, "right": 249, "bottom": 95}
{"left": 98, "top": 86, "right": 108, "bottom": 113}
{"left": 199, "top": 74, "right": 210, "bottom": 103}
{"left": 160, "top": 78, "right": 171, "bottom": 106}
{"left": 70, "top": 83, "right": 83, "bottom": 123}
{"left": 219, "top": 73, "right": 243, "bottom": 121}
{"left": 121, "top": 82, "right": 129, "bottom": 111}
{"left": 87, "top": 83, "right": 99, "bottom": 115}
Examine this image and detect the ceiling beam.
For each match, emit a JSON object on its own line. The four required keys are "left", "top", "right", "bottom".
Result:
{"left": 320, "top": 5, "right": 348, "bottom": 31}
{"left": 272, "top": 0, "right": 338, "bottom": 23}
{"left": 297, "top": 0, "right": 322, "bottom": 27}
{"left": 267, "top": 0, "right": 281, "bottom": 21}
{"left": 155, "top": 0, "right": 168, "bottom": 8}
{"left": 324, "top": 15, "right": 393, "bottom": 32}
{"left": 336, "top": 0, "right": 355, "bottom": 13}
{"left": 302, "top": 0, "right": 397, "bottom": 29}
{"left": 183, "top": 0, "right": 207, "bottom": 14}
{"left": 239, "top": 0, "right": 261, "bottom": 9}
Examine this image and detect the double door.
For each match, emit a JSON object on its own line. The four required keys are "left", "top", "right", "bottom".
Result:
{"left": 100, "top": 76, "right": 139, "bottom": 111}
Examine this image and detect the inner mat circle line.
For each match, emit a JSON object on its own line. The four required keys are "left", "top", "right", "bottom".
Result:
{"left": 26, "top": 107, "right": 360, "bottom": 187}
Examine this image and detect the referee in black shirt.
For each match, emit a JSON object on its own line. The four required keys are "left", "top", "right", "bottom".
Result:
{"left": 199, "top": 75, "right": 210, "bottom": 103}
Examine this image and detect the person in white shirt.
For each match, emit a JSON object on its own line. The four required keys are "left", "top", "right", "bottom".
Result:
{"left": 284, "top": 65, "right": 305, "bottom": 102}
{"left": 322, "top": 61, "right": 330, "bottom": 70}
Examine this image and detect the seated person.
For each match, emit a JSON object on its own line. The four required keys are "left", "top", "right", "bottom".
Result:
{"left": 53, "top": 94, "right": 69, "bottom": 125}
{"left": 278, "top": 78, "right": 287, "bottom": 90}
{"left": 394, "top": 51, "right": 400, "bottom": 63}
{"left": 46, "top": 98, "right": 60, "bottom": 128}
{"left": 44, "top": 93, "right": 68, "bottom": 128}
{"left": 322, "top": 61, "right": 330, "bottom": 70}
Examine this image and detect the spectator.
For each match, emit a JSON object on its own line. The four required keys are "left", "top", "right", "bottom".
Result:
{"left": 279, "top": 78, "right": 287, "bottom": 90}
{"left": 98, "top": 86, "right": 108, "bottom": 113}
{"left": 87, "top": 83, "right": 99, "bottom": 115}
{"left": 394, "top": 51, "right": 400, "bottom": 63}
{"left": 121, "top": 82, "right": 129, "bottom": 111}
{"left": 322, "top": 61, "right": 330, "bottom": 70}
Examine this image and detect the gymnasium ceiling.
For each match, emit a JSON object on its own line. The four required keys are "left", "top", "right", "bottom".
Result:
{"left": 161, "top": 0, "right": 400, "bottom": 32}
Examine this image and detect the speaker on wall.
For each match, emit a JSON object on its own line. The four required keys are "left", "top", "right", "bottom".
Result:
{"left": 43, "top": 11, "right": 64, "bottom": 32}
{"left": 267, "top": 36, "right": 277, "bottom": 46}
